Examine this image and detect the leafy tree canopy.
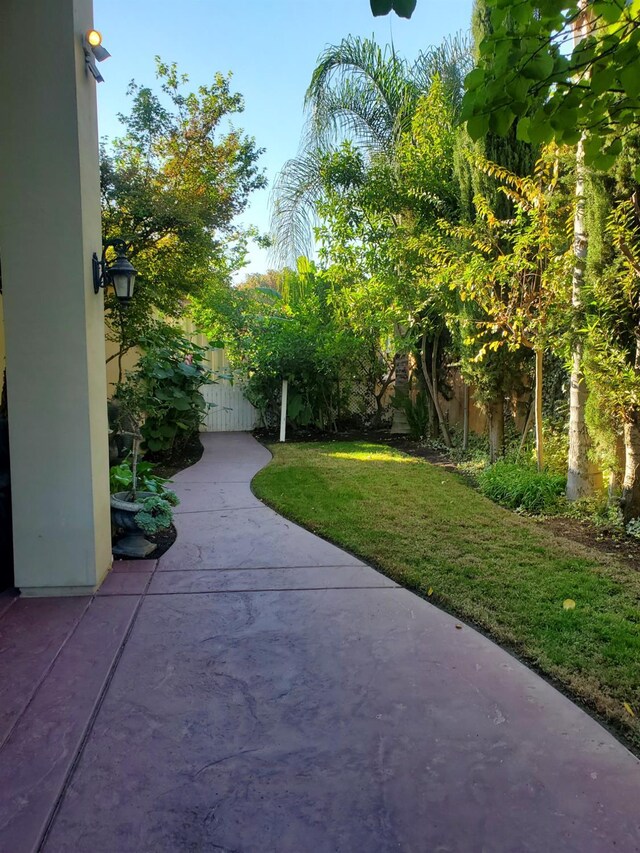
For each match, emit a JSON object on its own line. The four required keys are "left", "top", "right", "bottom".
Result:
{"left": 101, "top": 57, "right": 266, "bottom": 362}
{"left": 461, "top": 1, "right": 640, "bottom": 172}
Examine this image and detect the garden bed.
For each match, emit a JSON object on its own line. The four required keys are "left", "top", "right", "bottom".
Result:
{"left": 253, "top": 439, "right": 640, "bottom": 754}
{"left": 147, "top": 431, "right": 204, "bottom": 480}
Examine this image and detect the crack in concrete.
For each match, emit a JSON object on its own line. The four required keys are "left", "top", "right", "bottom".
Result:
{"left": 195, "top": 747, "right": 262, "bottom": 778}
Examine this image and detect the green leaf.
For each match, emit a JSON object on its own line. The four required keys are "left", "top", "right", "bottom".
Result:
{"left": 466, "top": 113, "right": 490, "bottom": 140}
{"left": 370, "top": 0, "right": 393, "bottom": 15}
{"left": 559, "top": 127, "right": 582, "bottom": 146}
{"left": 510, "top": 3, "right": 531, "bottom": 25}
{"left": 620, "top": 66, "right": 640, "bottom": 99}
{"left": 464, "top": 68, "right": 485, "bottom": 92}
{"left": 528, "top": 118, "right": 554, "bottom": 145}
{"left": 593, "top": 0, "right": 624, "bottom": 23}
{"left": 522, "top": 53, "right": 555, "bottom": 81}
{"left": 505, "top": 75, "right": 531, "bottom": 103}
{"left": 587, "top": 149, "right": 617, "bottom": 171}
{"left": 287, "top": 393, "right": 304, "bottom": 419}
{"left": 604, "top": 137, "right": 622, "bottom": 157}
{"left": 255, "top": 286, "right": 283, "bottom": 299}
{"left": 516, "top": 116, "right": 531, "bottom": 142}
{"left": 172, "top": 397, "right": 191, "bottom": 411}
{"left": 392, "top": 0, "right": 417, "bottom": 17}
{"left": 591, "top": 63, "right": 617, "bottom": 96}
{"left": 490, "top": 6, "right": 508, "bottom": 28}
{"left": 583, "top": 134, "right": 602, "bottom": 161}
{"left": 489, "top": 108, "right": 515, "bottom": 136}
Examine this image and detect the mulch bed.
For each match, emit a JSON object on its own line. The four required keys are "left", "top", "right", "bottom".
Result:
{"left": 542, "top": 516, "right": 640, "bottom": 573}
{"left": 147, "top": 432, "right": 204, "bottom": 479}
{"left": 137, "top": 523, "right": 177, "bottom": 560}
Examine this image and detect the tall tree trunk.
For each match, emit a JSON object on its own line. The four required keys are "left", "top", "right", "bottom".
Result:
{"left": 609, "top": 431, "right": 625, "bottom": 502}
{"left": 622, "top": 415, "right": 640, "bottom": 522}
{"left": 420, "top": 328, "right": 452, "bottom": 447}
{"left": 426, "top": 391, "right": 438, "bottom": 439}
{"left": 534, "top": 348, "right": 544, "bottom": 471}
{"left": 566, "top": 135, "right": 597, "bottom": 499}
{"left": 566, "top": 2, "right": 598, "bottom": 500}
{"left": 621, "top": 331, "right": 640, "bottom": 522}
{"left": 488, "top": 398, "right": 504, "bottom": 464}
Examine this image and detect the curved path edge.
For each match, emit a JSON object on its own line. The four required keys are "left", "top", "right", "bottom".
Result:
{"left": 39, "top": 432, "right": 640, "bottom": 853}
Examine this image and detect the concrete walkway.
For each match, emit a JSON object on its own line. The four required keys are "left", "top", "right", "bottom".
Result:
{"left": 2, "top": 432, "right": 640, "bottom": 852}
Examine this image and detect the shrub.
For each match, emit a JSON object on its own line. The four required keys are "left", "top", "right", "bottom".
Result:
{"left": 477, "top": 461, "right": 566, "bottom": 514}
{"left": 109, "top": 457, "right": 171, "bottom": 496}
{"left": 116, "top": 326, "right": 213, "bottom": 457}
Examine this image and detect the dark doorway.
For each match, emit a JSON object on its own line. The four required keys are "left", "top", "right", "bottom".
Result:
{"left": 0, "top": 374, "right": 14, "bottom": 591}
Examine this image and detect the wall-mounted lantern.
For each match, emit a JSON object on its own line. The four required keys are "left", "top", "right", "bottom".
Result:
{"left": 93, "top": 239, "right": 137, "bottom": 307}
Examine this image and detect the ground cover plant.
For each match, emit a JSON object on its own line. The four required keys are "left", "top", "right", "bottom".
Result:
{"left": 253, "top": 440, "right": 640, "bottom": 750}
{"left": 476, "top": 461, "right": 566, "bottom": 514}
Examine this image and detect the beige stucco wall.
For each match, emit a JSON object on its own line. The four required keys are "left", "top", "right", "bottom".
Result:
{"left": 0, "top": 0, "right": 112, "bottom": 594}
{"left": 105, "top": 332, "right": 140, "bottom": 397}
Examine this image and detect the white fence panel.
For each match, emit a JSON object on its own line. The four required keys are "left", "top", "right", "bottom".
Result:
{"left": 201, "top": 380, "right": 259, "bottom": 432}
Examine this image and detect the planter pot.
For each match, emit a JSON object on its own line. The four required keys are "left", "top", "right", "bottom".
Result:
{"left": 111, "top": 490, "right": 158, "bottom": 558}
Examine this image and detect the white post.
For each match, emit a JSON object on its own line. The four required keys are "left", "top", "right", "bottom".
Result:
{"left": 279, "top": 379, "right": 288, "bottom": 443}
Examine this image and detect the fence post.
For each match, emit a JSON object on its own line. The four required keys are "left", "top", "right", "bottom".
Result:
{"left": 280, "top": 379, "right": 288, "bottom": 442}
{"left": 463, "top": 383, "right": 469, "bottom": 451}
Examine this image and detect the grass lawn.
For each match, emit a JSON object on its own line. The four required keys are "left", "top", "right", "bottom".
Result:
{"left": 252, "top": 440, "right": 640, "bottom": 751}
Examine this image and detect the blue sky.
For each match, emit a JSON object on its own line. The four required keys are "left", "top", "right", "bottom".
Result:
{"left": 94, "top": 0, "right": 473, "bottom": 277}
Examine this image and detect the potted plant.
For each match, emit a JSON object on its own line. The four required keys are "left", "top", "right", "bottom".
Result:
{"left": 110, "top": 455, "right": 179, "bottom": 557}
{"left": 109, "top": 379, "right": 180, "bottom": 557}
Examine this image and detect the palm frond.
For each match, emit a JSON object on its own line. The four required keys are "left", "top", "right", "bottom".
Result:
{"left": 269, "top": 150, "right": 326, "bottom": 267}
{"left": 410, "top": 33, "right": 473, "bottom": 116}
{"left": 304, "top": 36, "right": 415, "bottom": 152}
{"left": 271, "top": 33, "right": 473, "bottom": 265}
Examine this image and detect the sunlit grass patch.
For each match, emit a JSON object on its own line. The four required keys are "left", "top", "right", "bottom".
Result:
{"left": 326, "top": 449, "right": 420, "bottom": 463}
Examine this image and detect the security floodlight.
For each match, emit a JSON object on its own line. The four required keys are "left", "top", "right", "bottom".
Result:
{"left": 83, "top": 29, "right": 111, "bottom": 83}
{"left": 86, "top": 29, "right": 102, "bottom": 47}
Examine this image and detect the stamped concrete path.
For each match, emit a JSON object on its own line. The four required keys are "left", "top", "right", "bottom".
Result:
{"left": 2, "top": 432, "right": 640, "bottom": 852}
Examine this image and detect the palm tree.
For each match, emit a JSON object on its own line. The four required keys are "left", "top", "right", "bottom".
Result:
{"left": 270, "top": 34, "right": 472, "bottom": 266}
{"left": 270, "top": 34, "right": 471, "bottom": 441}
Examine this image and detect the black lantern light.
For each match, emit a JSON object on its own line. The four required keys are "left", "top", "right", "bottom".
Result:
{"left": 93, "top": 239, "right": 137, "bottom": 306}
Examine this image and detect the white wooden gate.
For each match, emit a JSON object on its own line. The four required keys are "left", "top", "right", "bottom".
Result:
{"left": 201, "top": 380, "right": 259, "bottom": 432}
{"left": 176, "top": 324, "right": 259, "bottom": 433}
{"left": 198, "top": 345, "right": 259, "bottom": 432}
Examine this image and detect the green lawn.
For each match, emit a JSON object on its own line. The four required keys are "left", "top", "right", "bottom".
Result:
{"left": 253, "top": 441, "right": 640, "bottom": 750}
